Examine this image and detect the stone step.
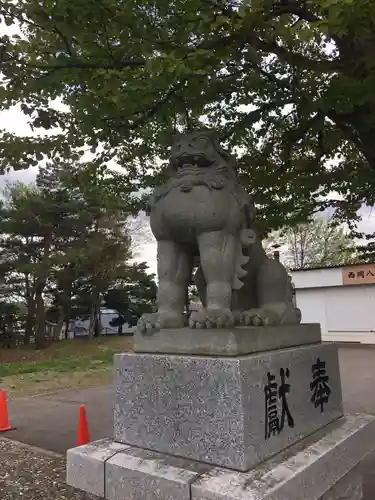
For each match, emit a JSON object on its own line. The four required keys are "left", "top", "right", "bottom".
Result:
{"left": 67, "top": 413, "right": 374, "bottom": 500}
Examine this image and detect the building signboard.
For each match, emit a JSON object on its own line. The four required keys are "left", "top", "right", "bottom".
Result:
{"left": 343, "top": 264, "right": 375, "bottom": 285}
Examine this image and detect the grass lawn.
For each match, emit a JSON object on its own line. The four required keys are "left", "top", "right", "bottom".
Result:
{"left": 0, "top": 336, "right": 133, "bottom": 398}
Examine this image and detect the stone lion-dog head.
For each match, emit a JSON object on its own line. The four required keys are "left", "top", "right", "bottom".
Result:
{"left": 168, "top": 130, "right": 237, "bottom": 183}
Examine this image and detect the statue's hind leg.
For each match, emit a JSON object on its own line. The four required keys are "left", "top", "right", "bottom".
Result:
{"left": 189, "top": 231, "right": 236, "bottom": 329}
{"left": 241, "top": 258, "right": 301, "bottom": 326}
{"left": 138, "top": 240, "right": 193, "bottom": 334}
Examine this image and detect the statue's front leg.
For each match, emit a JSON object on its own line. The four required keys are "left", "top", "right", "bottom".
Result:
{"left": 189, "top": 231, "right": 236, "bottom": 329}
{"left": 138, "top": 240, "right": 192, "bottom": 334}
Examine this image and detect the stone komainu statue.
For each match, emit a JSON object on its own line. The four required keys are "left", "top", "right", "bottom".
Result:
{"left": 138, "top": 130, "right": 301, "bottom": 333}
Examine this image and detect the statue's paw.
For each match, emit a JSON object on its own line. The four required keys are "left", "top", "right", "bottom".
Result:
{"left": 189, "top": 308, "right": 234, "bottom": 329}
{"left": 233, "top": 310, "right": 242, "bottom": 325}
{"left": 241, "top": 308, "right": 279, "bottom": 327}
{"left": 137, "top": 312, "right": 184, "bottom": 335}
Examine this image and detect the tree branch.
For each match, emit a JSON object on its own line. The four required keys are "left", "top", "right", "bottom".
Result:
{"left": 14, "top": 58, "right": 145, "bottom": 71}
{"left": 266, "top": 2, "right": 322, "bottom": 23}
{"left": 97, "top": 79, "right": 187, "bottom": 132}
{"left": 222, "top": 101, "right": 294, "bottom": 140}
{"left": 249, "top": 35, "right": 339, "bottom": 72}
{"left": 195, "top": 0, "right": 339, "bottom": 72}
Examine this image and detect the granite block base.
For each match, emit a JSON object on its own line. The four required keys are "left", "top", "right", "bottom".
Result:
{"left": 66, "top": 414, "right": 374, "bottom": 500}
{"left": 66, "top": 438, "right": 130, "bottom": 497}
{"left": 134, "top": 323, "right": 321, "bottom": 356}
{"left": 192, "top": 414, "right": 373, "bottom": 500}
{"left": 321, "top": 465, "right": 363, "bottom": 500}
{"left": 106, "top": 447, "right": 211, "bottom": 500}
{"left": 114, "top": 342, "right": 343, "bottom": 470}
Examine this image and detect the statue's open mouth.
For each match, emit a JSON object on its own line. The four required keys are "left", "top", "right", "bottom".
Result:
{"left": 174, "top": 153, "right": 214, "bottom": 169}
{"left": 176, "top": 164, "right": 201, "bottom": 175}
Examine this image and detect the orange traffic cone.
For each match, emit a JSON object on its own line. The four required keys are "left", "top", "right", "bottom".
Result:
{"left": 0, "top": 389, "right": 13, "bottom": 432}
{"left": 77, "top": 405, "right": 90, "bottom": 446}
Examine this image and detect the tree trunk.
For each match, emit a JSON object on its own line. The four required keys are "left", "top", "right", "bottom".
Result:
{"left": 88, "top": 307, "right": 95, "bottom": 341}
{"left": 24, "top": 299, "right": 35, "bottom": 346}
{"left": 95, "top": 301, "right": 102, "bottom": 337}
{"left": 88, "top": 284, "right": 102, "bottom": 339}
{"left": 34, "top": 285, "right": 46, "bottom": 349}
{"left": 52, "top": 304, "right": 64, "bottom": 341}
{"left": 52, "top": 318, "right": 64, "bottom": 341}
{"left": 34, "top": 232, "right": 52, "bottom": 349}
{"left": 63, "top": 303, "right": 71, "bottom": 339}
{"left": 64, "top": 320, "right": 70, "bottom": 340}
{"left": 88, "top": 288, "right": 99, "bottom": 340}
{"left": 24, "top": 275, "right": 34, "bottom": 345}
{"left": 62, "top": 281, "right": 73, "bottom": 340}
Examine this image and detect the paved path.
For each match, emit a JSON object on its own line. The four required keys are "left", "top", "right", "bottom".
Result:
{"left": 5, "top": 346, "right": 375, "bottom": 497}
{"left": 7, "top": 385, "right": 113, "bottom": 453}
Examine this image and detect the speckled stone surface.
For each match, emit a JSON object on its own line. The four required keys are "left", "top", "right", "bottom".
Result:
{"left": 134, "top": 323, "right": 321, "bottom": 356}
{"left": 65, "top": 414, "right": 372, "bottom": 500}
{"left": 192, "top": 414, "right": 374, "bottom": 500}
{"left": 321, "top": 465, "right": 363, "bottom": 500}
{"left": 114, "top": 342, "right": 343, "bottom": 470}
{"left": 66, "top": 438, "right": 130, "bottom": 497}
{"left": 106, "top": 446, "right": 212, "bottom": 500}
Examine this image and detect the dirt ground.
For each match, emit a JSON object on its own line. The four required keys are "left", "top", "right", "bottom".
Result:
{"left": 0, "top": 438, "right": 97, "bottom": 500}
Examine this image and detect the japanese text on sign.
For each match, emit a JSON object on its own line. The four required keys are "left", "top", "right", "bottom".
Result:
{"left": 343, "top": 264, "right": 375, "bottom": 285}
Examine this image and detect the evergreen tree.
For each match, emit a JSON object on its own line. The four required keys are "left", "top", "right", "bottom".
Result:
{"left": 0, "top": 160, "right": 137, "bottom": 347}
{"left": 105, "top": 262, "right": 157, "bottom": 332}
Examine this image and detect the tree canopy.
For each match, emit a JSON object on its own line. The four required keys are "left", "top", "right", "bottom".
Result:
{"left": 1, "top": 0, "right": 375, "bottom": 232}
{"left": 266, "top": 216, "right": 357, "bottom": 269}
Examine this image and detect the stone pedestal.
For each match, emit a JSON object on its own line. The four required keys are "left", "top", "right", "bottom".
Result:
{"left": 66, "top": 324, "right": 375, "bottom": 499}
{"left": 114, "top": 342, "right": 343, "bottom": 470}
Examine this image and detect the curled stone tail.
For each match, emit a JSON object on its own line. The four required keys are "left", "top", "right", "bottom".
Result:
{"left": 232, "top": 242, "right": 249, "bottom": 290}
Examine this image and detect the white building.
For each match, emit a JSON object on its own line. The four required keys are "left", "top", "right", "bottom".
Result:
{"left": 290, "top": 263, "right": 375, "bottom": 344}
{"left": 67, "top": 308, "right": 136, "bottom": 338}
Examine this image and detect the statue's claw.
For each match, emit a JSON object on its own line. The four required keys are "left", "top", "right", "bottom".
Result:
{"left": 137, "top": 312, "right": 184, "bottom": 335}
{"left": 240, "top": 308, "right": 279, "bottom": 327}
{"left": 189, "top": 308, "right": 235, "bottom": 329}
